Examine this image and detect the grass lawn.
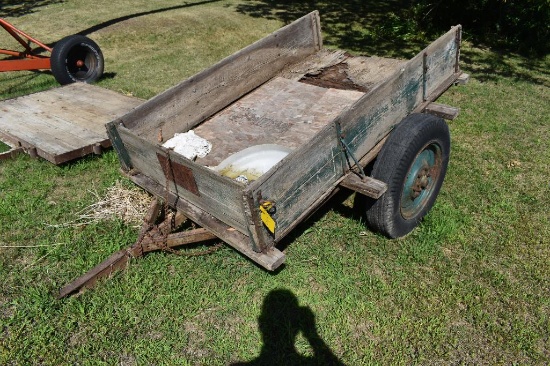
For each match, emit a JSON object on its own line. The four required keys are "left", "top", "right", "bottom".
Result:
{"left": 1, "top": 1, "right": 549, "bottom": 365}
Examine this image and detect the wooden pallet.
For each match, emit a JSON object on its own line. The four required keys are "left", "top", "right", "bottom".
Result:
{"left": 0, "top": 83, "right": 143, "bottom": 164}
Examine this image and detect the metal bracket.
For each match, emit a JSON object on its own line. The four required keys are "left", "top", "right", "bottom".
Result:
{"left": 422, "top": 52, "right": 429, "bottom": 101}
{"left": 335, "top": 122, "right": 367, "bottom": 179}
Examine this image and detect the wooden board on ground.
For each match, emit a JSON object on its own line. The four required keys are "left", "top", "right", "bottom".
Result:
{"left": 0, "top": 83, "right": 143, "bottom": 164}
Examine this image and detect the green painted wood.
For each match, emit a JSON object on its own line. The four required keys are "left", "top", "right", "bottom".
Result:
{"left": 244, "top": 26, "right": 462, "bottom": 242}
{"left": 111, "top": 22, "right": 462, "bottom": 258}
{"left": 105, "top": 121, "right": 132, "bottom": 171}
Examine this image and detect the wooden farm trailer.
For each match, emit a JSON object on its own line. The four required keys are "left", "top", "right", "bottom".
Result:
{"left": 105, "top": 11, "right": 466, "bottom": 272}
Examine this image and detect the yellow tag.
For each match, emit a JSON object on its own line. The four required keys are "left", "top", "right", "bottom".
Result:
{"left": 259, "top": 205, "right": 276, "bottom": 234}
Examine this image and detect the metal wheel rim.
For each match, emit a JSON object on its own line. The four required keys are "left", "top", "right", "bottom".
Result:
{"left": 400, "top": 142, "right": 443, "bottom": 219}
{"left": 65, "top": 44, "right": 97, "bottom": 81}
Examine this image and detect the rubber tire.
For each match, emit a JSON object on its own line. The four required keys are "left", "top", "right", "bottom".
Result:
{"left": 51, "top": 35, "right": 104, "bottom": 85}
{"left": 364, "top": 113, "right": 450, "bottom": 238}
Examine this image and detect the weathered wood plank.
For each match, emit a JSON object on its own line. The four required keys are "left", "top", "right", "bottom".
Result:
{"left": 49, "top": 83, "right": 141, "bottom": 114}
{"left": 424, "top": 102, "right": 460, "bottom": 120}
{"left": 339, "top": 174, "right": 388, "bottom": 199}
{"left": 138, "top": 228, "right": 218, "bottom": 253}
{"left": 117, "top": 126, "right": 249, "bottom": 233}
{"left": 122, "top": 11, "right": 322, "bottom": 142}
{"left": 277, "top": 49, "right": 348, "bottom": 81}
{"left": 0, "top": 107, "right": 110, "bottom": 164}
{"left": 245, "top": 120, "right": 346, "bottom": 240}
{"left": 341, "top": 26, "right": 462, "bottom": 163}
{"left": 0, "top": 108, "right": 92, "bottom": 152}
{"left": 0, "top": 83, "right": 143, "bottom": 164}
{"left": 17, "top": 84, "right": 142, "bottom": 136}
{"left": 1, "top": 99, "right": 106, "bottom": 144}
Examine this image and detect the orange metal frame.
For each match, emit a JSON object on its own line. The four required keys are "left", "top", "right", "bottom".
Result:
{"left": 0, "top": 18, "right": 52, "bottom": 72}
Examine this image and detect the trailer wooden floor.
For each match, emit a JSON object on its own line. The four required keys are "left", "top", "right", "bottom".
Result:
{"left": 0, "top": 83, "right": 143, "bottom": 164}
{"left": 192, "top": 51, "right": 405, "bottom": 167}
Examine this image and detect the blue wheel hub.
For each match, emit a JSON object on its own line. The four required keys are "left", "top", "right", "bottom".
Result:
{"left": 400, "top": 143, "right": 442, "bottom": 219}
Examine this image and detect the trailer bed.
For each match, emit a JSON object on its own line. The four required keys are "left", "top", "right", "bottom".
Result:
{"left": 192, "top": 52, "right": 407, "bottom": 167}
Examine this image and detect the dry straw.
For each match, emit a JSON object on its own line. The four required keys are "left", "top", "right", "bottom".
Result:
{"left": 51, "top": 181, "right": 152, "bottom": 228}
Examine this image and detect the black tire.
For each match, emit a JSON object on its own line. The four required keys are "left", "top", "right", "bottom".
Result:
{"left": 51, "top": 35, "right": 104, "bottom": 85}
{"left": 363, "top": 113, "right": 450, "bottom": 238}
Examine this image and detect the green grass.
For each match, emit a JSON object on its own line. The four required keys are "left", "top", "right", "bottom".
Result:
{"left": 0, "top": 141, "right": 11, "bottom": 153}
{"left": 1, "top": 1, "right": 549, "bottom": 365}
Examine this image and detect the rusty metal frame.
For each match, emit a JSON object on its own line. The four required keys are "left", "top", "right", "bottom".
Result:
{"left": 0, "top": 18, "right": 52, "bottom": 72}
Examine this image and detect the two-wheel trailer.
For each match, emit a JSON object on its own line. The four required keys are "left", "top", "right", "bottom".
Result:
{"left": 60, "top": 11, "right": 468, "bottom": 297}
{"left": 107, "top": 11, "right": 467, "bottom": 270}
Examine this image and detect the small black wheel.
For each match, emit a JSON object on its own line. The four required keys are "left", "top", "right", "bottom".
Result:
{"left": 362, "top": 113, "right": 450, "bottom": 238}
{"left": 51, "top": 35, "right": 104, "bottom": 85}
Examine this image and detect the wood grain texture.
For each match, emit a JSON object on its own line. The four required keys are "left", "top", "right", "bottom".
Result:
{"left": 130, "top": 173, "right": 286, "bottom": 271}
{"left": 339, "top": 174, "right": 388, "bottom": 199}
{"left": 0, "top": 83, "right": 142, "bottom": 164}
{"left": 340, "top": 26, "right": 461, "bottom": 163}
{"left": 424, "top": 102, "right": 460, "bottom": 120}
{"left": 112, "top": 23, "right": 462, "bottom": 255}
{"left": 193, "top": 77, "right": 363, "bottom": 167}
{"left": 123, "top": 11, "right": 322, "bottom": 142}
{"left": 245, "top": 120, "right": 346, "bottom": 239}
{"left": 117, "top": 126, "right": 249, "bottom": 233}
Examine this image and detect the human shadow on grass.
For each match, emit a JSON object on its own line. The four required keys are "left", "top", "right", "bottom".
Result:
{"left": 231, "top": 289, "right": 346, "bottom": 366}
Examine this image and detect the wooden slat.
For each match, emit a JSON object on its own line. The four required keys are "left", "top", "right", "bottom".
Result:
{"left": 339, "top": 174, "right": 387, "bottom": 199}
{"left": 23, "top": 83, "right": 141, "bottom": 136}
{"left": 0, "top": 109, "right": 108, "bottom": 164}
{"left": 1, "top": 99, "right": 106, "bottom": 144}
{"left": 341, "top": 26, "right": 461, "bottom": 161}
{"left": 424, "top": 102, "right": 460, "bottom": 120}
{"left": 247, "top": 120, "right": 346, "bottom": 239}
{"left": 117, "top": 126, "right": 249, "bottom": 234}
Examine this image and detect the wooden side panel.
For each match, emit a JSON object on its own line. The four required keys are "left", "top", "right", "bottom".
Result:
{"left": 341, "top": 26, "right": 461, "bottom": 162}
{"left": 244, "top": 26, "right": 462, "bottom": 242}
{"left": 247, "top": 123, "right": 345, "bottom": 240}
{"left": 123, "top": 11, "right": 322, "bottom": 142}
{"left": 116, "top": 126, "right": 248, "bottom": 233}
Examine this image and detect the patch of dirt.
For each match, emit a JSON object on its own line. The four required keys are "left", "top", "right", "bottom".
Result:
{"left": 300, "top": 63, "right": 371, "bottom": 93}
